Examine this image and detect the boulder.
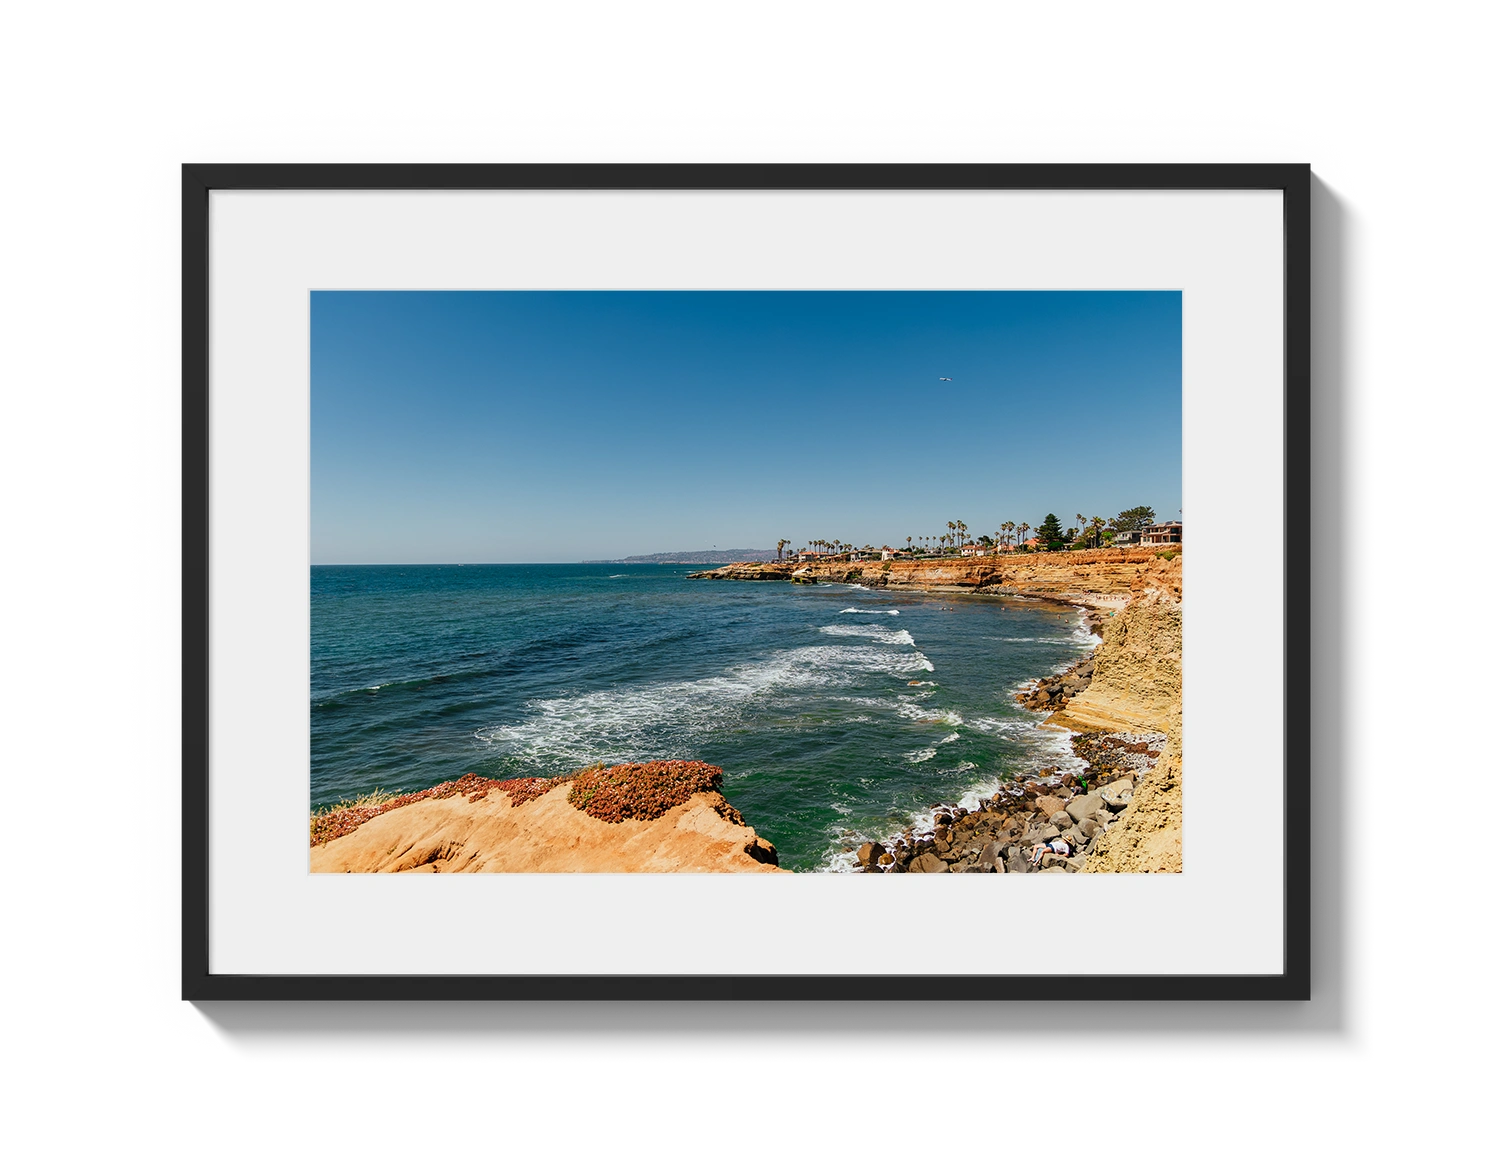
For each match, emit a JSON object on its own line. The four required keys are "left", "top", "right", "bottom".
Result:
{"left": 1048, "top": 810, "right": 1075, "bottom": 829}
{"left": 877, "top": 853, "right": 895, "bottom": 867}
{"left": 1035, "top": 795, "right": 1067, "bottom": 817}
{"left": 1006, "top": 857, "right": 1030, "bottom": 874}
{"left": 1076, "top": 818, "right": 1099, "bottom": 839}
{"left": 856, "top": 842, "right": 883, "bottom": 866}
{"left": 1065, "top": 792, "right": 1105, "bottom": 823}
{"left": 908, "top": 853, "right": 950, "bottom": 874}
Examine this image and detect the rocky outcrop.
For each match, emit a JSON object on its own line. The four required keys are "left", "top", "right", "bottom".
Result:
{"left": 687, "top": 548, "right": 1165, "bottom": 605}
{"left": 840, "top": 755, "right": 1155, "bottom": 874}
{"left": 1017, "top": 650, "right": 1098, "bottom": 712}
{"left": 310, "top": 761, "right": 783, "bottom": 873}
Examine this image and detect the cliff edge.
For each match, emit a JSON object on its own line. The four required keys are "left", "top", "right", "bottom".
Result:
{"left": 310, "top": 761, "right": 783, "bottom": 874}
{"left": 1055, "top": 556, "right": 1183, "bottom": 873}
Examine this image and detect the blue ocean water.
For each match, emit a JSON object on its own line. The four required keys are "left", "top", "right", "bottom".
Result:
{"left": 311, "top": 564, "right": 1096, "bottom": 871}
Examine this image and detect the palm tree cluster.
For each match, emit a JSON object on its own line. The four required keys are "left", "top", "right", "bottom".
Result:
{"left": 782, "top": 506, "right": 1156, "bottom": 561}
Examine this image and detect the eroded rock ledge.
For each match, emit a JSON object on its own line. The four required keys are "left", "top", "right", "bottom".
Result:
{"left": 310, "top": 761, "right": 783, "bottom": 873}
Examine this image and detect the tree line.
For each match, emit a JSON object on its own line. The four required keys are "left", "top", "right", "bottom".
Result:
{"left": 772, "top": 506, "right": 1160, "bottom": 559}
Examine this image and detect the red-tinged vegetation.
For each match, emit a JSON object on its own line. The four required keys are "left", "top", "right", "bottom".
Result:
{"left": 565, "top": 760, "right": 724, "bottom": 823}
{"left": 309, "top": 761, "right": 725, "bottom": 847}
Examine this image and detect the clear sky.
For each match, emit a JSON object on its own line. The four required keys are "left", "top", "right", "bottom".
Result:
{"left": 311, "top": 291, "right": 1181, "bottom": 563}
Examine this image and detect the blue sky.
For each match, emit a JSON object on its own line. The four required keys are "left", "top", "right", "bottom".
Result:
{"left": 311, "top": 291, "right": 1180, "bottom": 563}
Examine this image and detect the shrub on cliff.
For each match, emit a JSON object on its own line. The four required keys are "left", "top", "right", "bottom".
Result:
{"left": 566, "top": 760, "right": 725, "bottom": 823}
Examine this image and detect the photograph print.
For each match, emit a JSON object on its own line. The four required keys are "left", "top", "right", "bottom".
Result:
{"left": 309, "top": 290, "right": 1183, "bottom": 875}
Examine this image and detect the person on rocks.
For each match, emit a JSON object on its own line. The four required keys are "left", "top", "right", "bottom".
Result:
{"left": 1030, "top": 839, "right": 1070, "bottom": 867}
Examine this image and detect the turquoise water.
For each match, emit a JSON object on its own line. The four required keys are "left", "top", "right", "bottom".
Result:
{"left": 311, "top": 564, "right": 1095, "bottom": 871}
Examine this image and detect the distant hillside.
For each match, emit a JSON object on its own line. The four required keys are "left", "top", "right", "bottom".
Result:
{"left": 585, "top": 548, "right": 779, "bottom": 564}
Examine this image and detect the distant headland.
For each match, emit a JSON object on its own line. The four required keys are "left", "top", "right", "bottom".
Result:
{"left": 584, "top": 549, "right": 778, "bottom": 565}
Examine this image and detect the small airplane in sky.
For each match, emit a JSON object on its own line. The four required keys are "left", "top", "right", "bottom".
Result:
{"left": 938, "top": 376, "right": 952, "bottom": 381}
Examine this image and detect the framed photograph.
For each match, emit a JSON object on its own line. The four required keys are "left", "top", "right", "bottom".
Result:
{"left": 183, "top": 163, "right": 1309, "bottom": 999}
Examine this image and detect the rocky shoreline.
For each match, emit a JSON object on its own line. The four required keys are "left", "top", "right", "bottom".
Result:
{"left": 847, "top": 730, "right": 1164, "bottom": 873}
{"left": 843, "top": 639, "right": 1168, "bottom": 874}
{"left": 692, "top": 548, "right": 1184, "bottom": 874}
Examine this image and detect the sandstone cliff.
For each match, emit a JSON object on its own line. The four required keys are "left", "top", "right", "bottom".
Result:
{"left": 310, "top": 762, "right": 783, "bottom": 874}
{"left": 1063, "top": 556, "right": 1183, "bottom": 873}
{"left": 1050, "top": 555, "right": 1182, "bottom": 738}
{"left": 689, "top": 548, "right": 1161, "bottom": 609}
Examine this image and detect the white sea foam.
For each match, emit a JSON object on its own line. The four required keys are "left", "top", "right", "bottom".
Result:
{"left": 475, "top": 642, "right": 934, "bottom": 766}
{"left": 904, "top": 747, "right": 937, "bottom": 764}
{"left": 820, "top": 624, "right": 916, "bottom": 646}
{"left": 892, "top": 700, "right": 963, "bottom": 725}
{"left": 938, "top": 732, "right": 960, "bottom": 745}
{"left": 839, "top": 607, "right": 901, "bottom": 615}
{"left": 964, "top": 714, "right": 1035, "bottom": 735}
{"left": 607, "top": 573, "right": 628, "bottom": 578}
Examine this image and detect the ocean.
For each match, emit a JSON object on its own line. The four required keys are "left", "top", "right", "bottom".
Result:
{"left": 310, "top": 564, "right": 1097, "bottom": 871}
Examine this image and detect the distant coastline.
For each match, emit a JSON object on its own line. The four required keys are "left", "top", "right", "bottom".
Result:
{"left": 584, "top": 548, "right": 778, "bottom": 565}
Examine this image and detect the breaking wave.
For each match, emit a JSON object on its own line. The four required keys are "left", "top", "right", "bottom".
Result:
{"left": 820, "top": 624, "right": 916, "bottom": 646}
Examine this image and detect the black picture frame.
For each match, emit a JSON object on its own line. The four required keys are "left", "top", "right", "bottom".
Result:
{"left": 129, "top": 107, "right": 1368, "bottom": 1062}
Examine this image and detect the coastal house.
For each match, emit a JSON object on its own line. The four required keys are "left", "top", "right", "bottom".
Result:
{"left": 1113, "top": 530, "right": 1143, "bottom": 547}
{"left": 880, "top": 546, "right": 907, "bottom": 560}
{"left": 1141, "top": 521, "right": 1183, "bottom": 546}
{"left": 959, "top": 544, "right": 988, "bottom": 557}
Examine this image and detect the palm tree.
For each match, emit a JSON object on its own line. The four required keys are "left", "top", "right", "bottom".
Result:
{"left": 1002, "top": 520, "right": 1015, "bottom": 550}
{"left": 1076, "top": 514, "right": 1087, "bottom": 547}
{"left": 905, "top": 535, "right": 913, "bottom": 551}
{"left": 1090, "top": 516, "right": 1106, "bottom": 549}
{"left": 1019, "top": 522, "right": 1031, "bottom": 548}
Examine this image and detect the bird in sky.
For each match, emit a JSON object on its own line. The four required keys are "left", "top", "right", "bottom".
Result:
{"left": 938, "top": 376, "right": 952, "bottom": 381}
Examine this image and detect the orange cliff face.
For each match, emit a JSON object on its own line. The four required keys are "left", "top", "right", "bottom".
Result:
{"left": 689, "top": 547, "right": 1171, "bottom": 609}
{"left": 310, "top": 762, "right": 784, "bottom": 874}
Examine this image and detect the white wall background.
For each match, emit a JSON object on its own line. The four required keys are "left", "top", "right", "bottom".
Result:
{"left": 2, "top": 2, "right": 1494, "bottom": 1164}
